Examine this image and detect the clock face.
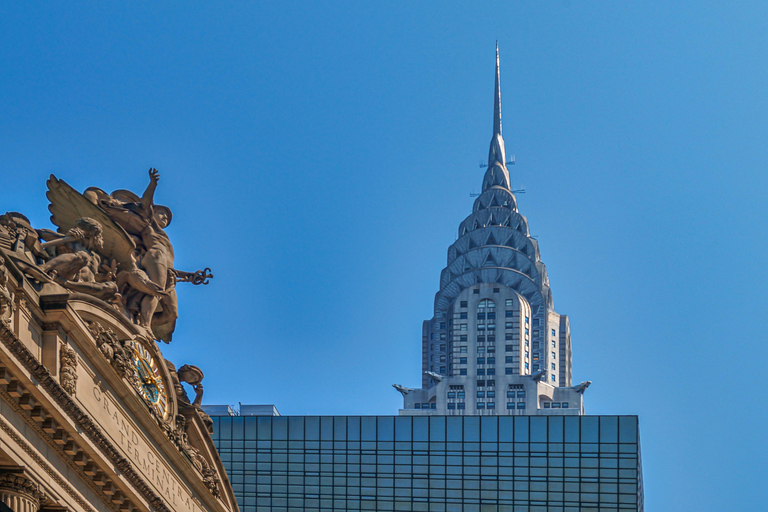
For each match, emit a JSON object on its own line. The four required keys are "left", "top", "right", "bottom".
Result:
{"left": 130, "top": 341, "right": 169, "bottom": 418}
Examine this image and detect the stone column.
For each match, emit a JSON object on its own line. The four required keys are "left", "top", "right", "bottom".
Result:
{"left": 0, "top": 474, "right": 46, "bottom": 512}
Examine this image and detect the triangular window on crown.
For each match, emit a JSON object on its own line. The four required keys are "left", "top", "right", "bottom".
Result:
{"left": 473, "top": 218, "right": 480, "bottom": 230}
{"left": 468, "top": 237, "right": 477, "bottom": 249}
{"left": 504, "top": 234, "right": 516, "bottom": 248}
{"left": 464, "top": 260, "right": 472, "bottom": 272}
{"left": 488, "top": 213, "right": 496, "bottom": 225}
{"left": 482, "top": 252, "right": 496, "bottom": 267}
{"left": 490, "top": 195, "right": 499, "bottom": 207}
{"left": 486, "top": 232, "right": 497, "bottom": 245}
{"left": 502, "top": 215, "right": 510, "bottom": 227}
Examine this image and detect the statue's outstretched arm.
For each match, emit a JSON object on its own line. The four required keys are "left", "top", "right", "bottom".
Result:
{"left": 141, "top": 168, "right": 160, "bottom": 211}
{"left": 36, "top": 228, "right": 66, "bottom": 242}
{"left": 173, "top": 268, "right": 214, "bottom": 285}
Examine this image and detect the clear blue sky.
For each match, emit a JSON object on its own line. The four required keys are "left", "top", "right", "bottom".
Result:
{"left": 1, "top": 3, "right": 766, "bottom": 511}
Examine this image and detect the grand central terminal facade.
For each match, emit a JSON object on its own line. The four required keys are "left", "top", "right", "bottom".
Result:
{"left": 0, "top": 171, "right": 238, "bottom": 512}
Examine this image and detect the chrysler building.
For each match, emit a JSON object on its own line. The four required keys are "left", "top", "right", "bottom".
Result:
{"left": 395, "top": 46, "right": 590, "bottom": 415}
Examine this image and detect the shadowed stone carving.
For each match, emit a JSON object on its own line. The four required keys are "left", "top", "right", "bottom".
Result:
{"left": 59, "top": 344, "right": 78, "bottom": 395}
{"left": 0, "top": 255, "right": 12, "bottom": 325}
{"left": 87, "top": 321, "right": 137, "bottom": 386}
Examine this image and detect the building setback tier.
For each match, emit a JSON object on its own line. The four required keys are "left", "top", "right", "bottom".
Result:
{"left": 396, "top": 45, "right": 589, "bottom": 415}
{"left": 209, "top": 414, "right": 644, "bottom": 512}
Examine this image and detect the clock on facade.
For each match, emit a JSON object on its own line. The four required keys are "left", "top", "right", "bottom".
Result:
{"left": 130, "top": 340, "right": 170, "bottom": 418}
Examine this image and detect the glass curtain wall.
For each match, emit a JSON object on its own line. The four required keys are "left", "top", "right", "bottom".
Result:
{"left": 211, "top": 415, "right": 643, "bottom": 512}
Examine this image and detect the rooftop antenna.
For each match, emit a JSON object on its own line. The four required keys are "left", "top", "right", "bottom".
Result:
{"left": 470, "top": 185, "right": 525, "bottom": 198}
{"left": 479, "top": 155, "right": 515, "bottom": 168}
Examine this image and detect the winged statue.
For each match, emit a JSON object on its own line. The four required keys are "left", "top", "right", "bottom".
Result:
{"left": 10, "top": 169, "right": 212, "bottom": 343}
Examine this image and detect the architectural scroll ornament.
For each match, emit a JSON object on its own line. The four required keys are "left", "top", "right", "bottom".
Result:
{"left": 59, "top": 344, "right": 78, "bottom": 395}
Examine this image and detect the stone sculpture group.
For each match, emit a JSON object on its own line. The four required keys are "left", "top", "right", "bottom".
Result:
{"left": 0, "top": 168, "right": 212, "bottom": 343}
{"left": 0, "top": 169, "right": 233, "bottom": 508}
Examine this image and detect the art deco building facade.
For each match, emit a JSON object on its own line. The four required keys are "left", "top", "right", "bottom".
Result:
{"left": 395, "top": 47, "right": 587, "bottom": 416}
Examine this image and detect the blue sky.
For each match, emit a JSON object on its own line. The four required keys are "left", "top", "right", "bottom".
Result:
{"left": 1, "top": 2, "right": 767, "bottom": 510}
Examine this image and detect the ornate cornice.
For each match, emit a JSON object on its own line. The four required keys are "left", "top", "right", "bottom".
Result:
{"left": 0, "top": 321, "right": 172, "bottom": 511}
{"left": 0, "top": 409, "right": 96, "bottom": 512}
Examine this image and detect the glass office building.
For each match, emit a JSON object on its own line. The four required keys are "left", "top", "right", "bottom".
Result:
{"left": 209, "top": 414, "right": 643, "bottom": 512}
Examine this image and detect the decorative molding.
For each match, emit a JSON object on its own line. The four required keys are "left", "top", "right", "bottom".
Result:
{"left": 87, "top": 321, "right": 137, "bottom": 386}
{"left": 0, "top": 415, "right": 97, "bottom": 512}
{"left": 0, "top": 321, "right": 172, "bottom": 511}
{"left": 0, "top": 472, "right": 47, "bottom": 508}
{"left": 58, "top": 345, "right": 77, "bottom": 396}
{"left": 0, "top": 374, "right": 115, "bottom": 511}
{"left": 89, "top": 321, "right": 223, "bottom": 499}
{"left": 0, "top": 256, "right": 11, "bottom": 327}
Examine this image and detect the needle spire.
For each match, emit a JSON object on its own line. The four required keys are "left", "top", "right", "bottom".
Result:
{"left": 484, "top": 42, "right": 511, "bottom": 191}
{"left": 493, "top": 41, "right": 502, "bottom": 137}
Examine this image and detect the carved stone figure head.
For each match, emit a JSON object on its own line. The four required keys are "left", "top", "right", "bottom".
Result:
{"left": 75, "top": 217, "right": 104, "bottom": 250}
{"left": 177, "top": 364, "right": 203, "bottom": 385}
{"left": 153, "top": 206, "right": 172, "bottom": 228}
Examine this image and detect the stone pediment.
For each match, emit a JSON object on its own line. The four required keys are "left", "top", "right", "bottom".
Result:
{"left": 0, "top": 171, "right": 238, "bottom": 512}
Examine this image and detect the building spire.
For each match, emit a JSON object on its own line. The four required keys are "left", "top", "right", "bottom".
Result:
{"left": 484, "top": 42, "right": 511, "bottom": 191}
{"left": 493, "top": 41, "right": 502, "bottom": 136}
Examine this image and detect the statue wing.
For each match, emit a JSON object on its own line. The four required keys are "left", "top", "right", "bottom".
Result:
{"left": 46, "top": 175, "right": 136, "bottom": 267}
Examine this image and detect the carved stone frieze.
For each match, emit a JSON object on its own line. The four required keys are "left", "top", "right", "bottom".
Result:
{"left": 87, "top": 321, "right": 137, "bottom": 386}
{"left": 202, "top": 464, "right": 221, "bottom": 499}
{"left": 183, "top": 444, "right": 221, "bottom": 499}
{"left": 59, "top": 344, "right": 78, "bottom": 395}
{"left": 0, "top": 321, "right": 173, "bottom": 512}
